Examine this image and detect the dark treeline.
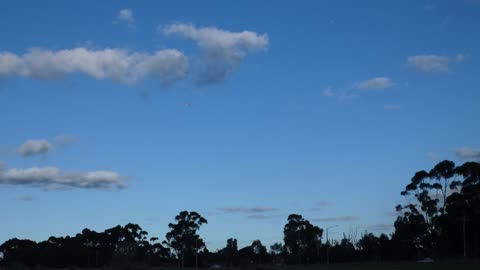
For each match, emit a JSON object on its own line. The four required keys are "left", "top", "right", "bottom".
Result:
{"left": 1, "top": 160, "right": 479, "bottom": 268}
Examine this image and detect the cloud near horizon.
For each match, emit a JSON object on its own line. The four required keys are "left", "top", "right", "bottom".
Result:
{"left": 312, "top": 216, "right": 360, "bottom": 222}
{"left": 163, "top": 23, "right": 269, "bottom": 84}
{"left": 453, "top": 147, "right": 480, "bottom": 160}
{"left": 245, "top": 214, "right": 281, "bottom": 220}
{"left": 0, "top": 165, "right": 128, "bottom": 190}
{"left": 218, "top": 207, "right": 278, "bottom": 213}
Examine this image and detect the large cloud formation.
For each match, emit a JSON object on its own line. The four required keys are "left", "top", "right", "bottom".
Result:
{"left": 0, "top": 165, "right": 127, "bottom": 190}
{"left": 0, "top": 48, "right": 189, "bottom": 84}
{"left": 163, "top": 23, "right": 269, "bottom": 84}
{"left": 0, "top": 24, "right": 268, "bottom": 86}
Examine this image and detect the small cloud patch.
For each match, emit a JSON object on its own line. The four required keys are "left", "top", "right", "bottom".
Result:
{"left": 16, "top": 195, "right": 33, "bottom": 201}
{"left": 453, "top": 147, "right": 480, "bottom": 161}
{"left": 115, "top": 8, "right": 135, "bottom": 28}
{"left": 17, "top": 139, "right": 52, "bottom": 157}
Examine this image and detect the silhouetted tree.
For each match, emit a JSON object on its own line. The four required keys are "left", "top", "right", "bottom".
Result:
{"left": 270, "top": 242, "right": 283, "bottom": 264}
{"left": 357, "top": 232, "right": 381, "bottom": 261}
{"left": 222, "top": 238, "right": 238, "bottom": 266}
{"left": 164, "top": 211, "right": 208, "bottom": 267}
{"left": 251, "top": 240, "right": 269, "bottom": 264}
{"left": 283, "top": 214, "right": 323, "bottom": 264}
{"left": 394, "top": 160, "right": 480, "bottom": 259}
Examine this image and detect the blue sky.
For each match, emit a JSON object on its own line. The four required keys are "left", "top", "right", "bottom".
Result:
{"left": 1, "top": 0, "right": 480, "bottom": 250}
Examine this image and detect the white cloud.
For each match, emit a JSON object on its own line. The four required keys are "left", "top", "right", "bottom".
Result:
{"left": 0, "top": 48, "right": 189, "bottom": 85}
{"left": 0, "top": 166, "right": 127, "bottom": 190}
{"left": 355, "top": 77, "right": 394, "bottom": 91}
{"left": 453, "top": 147, "right": 480, "bottom": 161}
{"left": 163, "top": 23, "right": 268, "bottom": 84}
{"left": 53, "top": 135, "right": 76, "bottom": 146}
{"left": 116, "top": 9, "right": 135, "bottom": 27}
{"left": 17, "top": 139, "right": 52, "bottom": 157}
{"left": 407, "top": 55, "right": 450, "bottom": 73}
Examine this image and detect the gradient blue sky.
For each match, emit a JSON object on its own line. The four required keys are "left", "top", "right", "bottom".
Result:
{"left": 1, "top": 0, "right": 480, "bottom": 250}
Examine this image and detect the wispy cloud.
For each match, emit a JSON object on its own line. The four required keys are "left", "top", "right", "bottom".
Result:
{"left": 355, "top": 77, "right": 395, "bottom": 91}
{"left": 337, "top": 92, "right": 359, "bottom": 102}
{"left": 218, "top": 207, "right": 278, "bottom": 213}
{"left": 312, "top": 216, "right": 360, "bottom": 222}
{"left": 53, "top": 135, "right": 76, "bottom": 147}
{"left": 115, "top": 8, "right": 135, "bottom": 28}
{"left": 0, "top": 165, "right": 128, "bottom": 190}
{"left": 323, "top": 87, "right": 334, "bottom": 97}
{"left": 325, "top": 77, "right": 394, "bottom": 103}
{"left": 17, "top": 139, "right": 52, "bottom": 157}
{"left": 455, "top": 53, "right": 466, "bottom": 62}
{"left": 406, "top": 54, "right": 465, "bottom": 73}
{"left": 0, "top": 48, "right": 189, "bottom": 85}
{"left": 245, "top": 214, "right": 281, "bottom": 220}
{"left": 453, "top": 147, "right": 480, "bottom": 161}
{"left": 162, "top": 23, "right": 268, "bottom": 84}
{"left": 308, "top": 201, "right": 330, "bottom": 211}
{"left": 16, "top": 195, "right": 33, "bottom": 201}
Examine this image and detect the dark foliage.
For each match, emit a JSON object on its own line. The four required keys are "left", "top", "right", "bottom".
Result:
{"left": 1, "top": 161, "right": 479, "bottom": 268}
